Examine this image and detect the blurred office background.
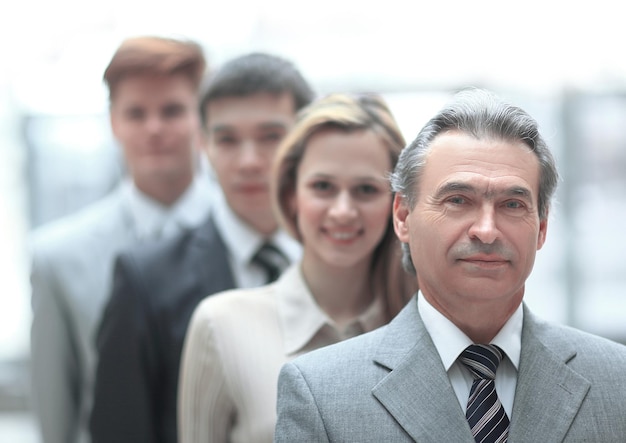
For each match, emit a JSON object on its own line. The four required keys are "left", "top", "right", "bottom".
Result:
{"left": 2, "top": 0, "right": 626, "bottom": 440}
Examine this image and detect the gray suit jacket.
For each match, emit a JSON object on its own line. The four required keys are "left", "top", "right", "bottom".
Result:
{"left": 30, "top": 187, "right": 139, "bottom": 443}
{"left": 275, "top": 296, "right": 626, "bottom": 442}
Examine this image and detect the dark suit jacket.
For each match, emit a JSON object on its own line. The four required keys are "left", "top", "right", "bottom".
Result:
{"left": 90, "top": 216, "right": 235, "bottom": 443}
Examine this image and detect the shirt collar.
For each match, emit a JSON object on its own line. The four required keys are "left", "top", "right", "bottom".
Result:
{"left": 211, "top": 188, "right": 301, "bottom": 267}
{"left": 417, "top": 291, "right": 522, "bottom": 371}
{"left": 279, "top": 264, "right": 386, "bottom": 356}
{"left": 121, "top": 176, "right": 212, "bottom": 240}
{"left": 170, "top": 175, "right": 214, "bottom": 229}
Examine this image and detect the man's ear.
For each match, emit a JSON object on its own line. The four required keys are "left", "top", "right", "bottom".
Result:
{"left": 109, "top": 110, "right": 119, "bottom": 140}
{"left": 197, "top": 128, "right": 209, "bottom": 150}
{"left": 537, "top": 211, "right": 549, "bottom": 250}
{"left": 393, "top": 194, "right": 411, "bottom": 243}
{"left": 199, "top": 130, "right": 216, "bottom": 169}
{"left": 191, "top": 116, "right": 203, "bottom": 150}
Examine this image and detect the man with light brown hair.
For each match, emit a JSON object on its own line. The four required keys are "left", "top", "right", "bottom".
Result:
{"left": 30, "top": 35, "right": 211, "bottom": 443}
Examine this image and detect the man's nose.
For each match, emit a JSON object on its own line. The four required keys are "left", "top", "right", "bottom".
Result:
{"left": 468, "top": 205, "right": 499, "bottom": 244}
{"left": 239, "top": 141, "right": 265, "bottom": 169}
{"left": 145, "top": 114, "right": 164, "bottom": 133}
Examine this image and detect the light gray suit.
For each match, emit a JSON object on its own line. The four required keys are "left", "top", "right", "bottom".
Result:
{"left": 30, "top": 179, "right": 210, "bottom": 443}
{"left": 30, "top": 186, "right": 140, "bottom": 443}
{"left": 275, "top": 296, "right": 626, "bottom": 442}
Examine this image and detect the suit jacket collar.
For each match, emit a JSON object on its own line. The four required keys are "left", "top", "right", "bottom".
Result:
{"left": 371, "top": 299, "right": 590, "bottom": 442}
{"left": 119, "top": 178, "right": 211, "bottom": 240}
{"left": 190, "top": 215, "right": 236, "bottom": 290}
{"left": 509, "top": 305, "right": 590, "bottom": 441}
{"left": 372, "top": 297, "right": 474, "bottom": 441}
{"left": 78, "top": 186, "right": 137, "bottom": 258}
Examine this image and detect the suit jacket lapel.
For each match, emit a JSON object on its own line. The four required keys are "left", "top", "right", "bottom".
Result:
{"left": 509, "top": 306, "right": 590, "bottom": 441}
{"left": 372, "top": 298, "right": 475, "bottom": 442}
{"left": 192, "top": 215, "right": 236, "bottom": 291}
{"left": 370, "top": 299, "right": 591, "bottom": 441}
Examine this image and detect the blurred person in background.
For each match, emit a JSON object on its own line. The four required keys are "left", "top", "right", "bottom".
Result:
{"left": 178, "top": 93, "right": 418, "bottom": 443}
{"left": 30, "top": 35, "right": 211, "bottom": 443}
{"left": 89, "top": 53, "right": 314, "bottom": 443}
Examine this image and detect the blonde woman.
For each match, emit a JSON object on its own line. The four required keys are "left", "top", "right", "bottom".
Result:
{"left": 178, "top": 93, "right": 418, "bottom": 443}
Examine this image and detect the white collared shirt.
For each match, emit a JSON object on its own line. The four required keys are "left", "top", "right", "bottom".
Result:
{"left": 178, "top": 263, "right": 386, "bottom": 443}
{"left": 211, "top": 189, "right": 301, "bottom": 288}
{"left": 280, "top": 264, "right": 386, "bottom": 356}
{"left": 417, "top": 291, "right": 522, "bottom": 418}
{"left": 121, "top": 176, "right": 213, "bottom": 241}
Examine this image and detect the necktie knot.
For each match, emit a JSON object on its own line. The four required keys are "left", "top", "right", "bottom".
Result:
{"left": 460, "top": 344, "right": 504, "bottom": 380}
{"left": 252, "top": 242, "right": 289, "bottom": 283}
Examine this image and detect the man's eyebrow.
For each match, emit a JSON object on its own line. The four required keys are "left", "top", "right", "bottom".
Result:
{"left": 210, "top": 125, "right": 234, "bottom": 133}
{"left": 433, "top": 182, "right": 475, "bottom": 200}
{"left": 506, "top": 186, "right": 532, "bottom": 199}
{"left": 210, "top": 121, "right": 289, "bottom": 133}
{"left": 257, "top": 122, "right": 289, "bottom": 130}
{"left": 433, "top": 182, "right": 533, "bottom": 200}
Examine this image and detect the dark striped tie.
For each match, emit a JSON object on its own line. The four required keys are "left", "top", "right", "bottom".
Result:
{"left": 252, "top": 243, "right": 289, "bottom": 284}
{"left": 460, "top": 344, "right": 510, "bottom": 443}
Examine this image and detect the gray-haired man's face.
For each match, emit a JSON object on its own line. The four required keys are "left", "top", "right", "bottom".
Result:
{"left": 393, "top": 130, "right": 546, "bottom": 324}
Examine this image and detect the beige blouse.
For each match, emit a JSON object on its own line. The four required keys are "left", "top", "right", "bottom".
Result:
{"left": 178, "top": 263, "right": 385, "bottom": 443}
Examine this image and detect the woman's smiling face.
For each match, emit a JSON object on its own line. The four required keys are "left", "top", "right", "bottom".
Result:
{"left": 293, "top": 127, "right": 393, "bottom": 272}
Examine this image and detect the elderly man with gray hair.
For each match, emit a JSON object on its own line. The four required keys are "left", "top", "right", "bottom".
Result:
{"left": 274, "top": 88, "right": 626, "bottom": 442}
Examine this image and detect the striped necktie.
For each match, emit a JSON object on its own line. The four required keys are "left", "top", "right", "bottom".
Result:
{"left": 251, "top": 243, "right": 289, "bottom": 284}
{"left": 460, "top": 344, "right": 510, "bottom": 443}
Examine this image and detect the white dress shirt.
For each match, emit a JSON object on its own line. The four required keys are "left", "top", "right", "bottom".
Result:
{"left": 122, "top": 176, "right": 213, "bottom": 241}
{"left": 211, "top": 189, "right": 301, "bottom": 287}
{"left": 417, "top": 291, "right": 522, "bottom": 418}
